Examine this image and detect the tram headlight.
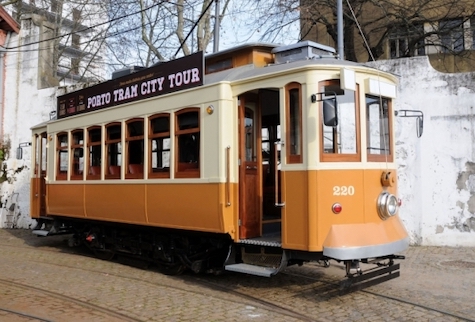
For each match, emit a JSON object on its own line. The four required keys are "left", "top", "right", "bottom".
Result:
{"left": 377, "top": 192, "right": 399, "bottom": 220}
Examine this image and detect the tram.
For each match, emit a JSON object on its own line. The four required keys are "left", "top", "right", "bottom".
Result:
{"left": 29, "top": 40, "right": 408, "bottom": 286}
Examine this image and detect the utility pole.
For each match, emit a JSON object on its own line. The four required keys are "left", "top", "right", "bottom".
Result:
{"left": 337, "top": 0, "right": 344, "bottom": 59}
{"left": 213, "top": 0, "right": 220, "bottom": 53}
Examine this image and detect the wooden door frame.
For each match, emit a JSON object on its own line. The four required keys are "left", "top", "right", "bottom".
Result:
{"left": 238, "top": 93, "right": 262, "bottom": 239}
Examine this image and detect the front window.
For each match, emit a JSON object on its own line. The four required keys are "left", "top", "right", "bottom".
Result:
{"left": 320, "top": 80, "right": 360, "bottom": 162}
{"left": 366, "top": 95, "right": 393, "bottom": 162}
{"left": 175, "top": 108, "right": 200, "bottom": 178}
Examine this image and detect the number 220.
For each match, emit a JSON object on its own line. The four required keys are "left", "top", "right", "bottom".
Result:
{"left": 333, "top": 186, "right": 355, "bottom": 196}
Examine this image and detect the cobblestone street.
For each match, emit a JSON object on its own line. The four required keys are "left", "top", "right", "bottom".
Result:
{"left": 0, "top": 229, "right": 474, "bottom": 321}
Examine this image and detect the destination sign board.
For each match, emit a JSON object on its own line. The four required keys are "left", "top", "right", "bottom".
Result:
{"left": 57, "top": 51, "right": 203, "bottom": 119}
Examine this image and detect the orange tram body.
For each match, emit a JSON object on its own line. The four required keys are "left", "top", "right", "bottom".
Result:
{"left": 29, "top": 41, "right": 408, "bottom": 286}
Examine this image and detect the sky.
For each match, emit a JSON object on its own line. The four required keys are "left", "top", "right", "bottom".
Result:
{"left": 213, "top": 0, "right": 301, "bottom": 52}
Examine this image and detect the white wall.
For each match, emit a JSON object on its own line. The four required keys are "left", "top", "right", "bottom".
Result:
{"left": 0, "top": 16, "right": 56, "bottom": 229}
{"left": 370, "top": 57, "right": 475, "bottom": 246}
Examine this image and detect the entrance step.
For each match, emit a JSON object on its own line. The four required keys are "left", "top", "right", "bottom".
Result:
{"left": 224, "top": 263, "right": 280, "bottom": 277}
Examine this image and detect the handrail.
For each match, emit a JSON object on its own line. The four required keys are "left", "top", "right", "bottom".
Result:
{"left": 226, "top": 146, "right": 231, "bottom": 206}
{"left": 274, "top": 141, "right": 285, "bottom": 207}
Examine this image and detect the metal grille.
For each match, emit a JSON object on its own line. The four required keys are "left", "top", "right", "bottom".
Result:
{"left": 241, "top": 247, "right": 282, "bottom": 268}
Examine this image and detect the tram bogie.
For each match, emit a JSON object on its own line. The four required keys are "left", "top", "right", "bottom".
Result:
{"left": 28, "top": 40, "right": 408, "bottom": 287}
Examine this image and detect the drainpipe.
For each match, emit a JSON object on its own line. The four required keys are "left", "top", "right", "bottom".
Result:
{"left": 213, "top": 0, "right": 220, "bottom": 53}
{"left": 0, "top": 31, "right": 13, "bottom": 139}
{"left": 337, "top": 0, "right": 344, "bottom": 60}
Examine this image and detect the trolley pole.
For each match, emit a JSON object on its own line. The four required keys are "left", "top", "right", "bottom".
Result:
{"left": 337, "top": 0, "right": 344, "bottom": 60}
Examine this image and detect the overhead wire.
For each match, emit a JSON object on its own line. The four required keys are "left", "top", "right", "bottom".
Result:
{"left": 2, "top": 0, "right": 167, "bottom": 51}
{"left": 345, "top": 0, "right": 390, "bottom": 167}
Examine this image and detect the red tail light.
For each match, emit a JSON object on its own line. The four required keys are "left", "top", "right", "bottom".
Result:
{"left": 332, "top": 203, "right": 342, "bottom": 214}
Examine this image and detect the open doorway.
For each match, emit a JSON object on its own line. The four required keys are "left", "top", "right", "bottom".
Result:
{"left": 238, "top": 89, "right": 281, "bottom": 241}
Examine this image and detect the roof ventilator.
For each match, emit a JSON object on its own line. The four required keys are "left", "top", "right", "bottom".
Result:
{"left": 272, "top": 40, "right": 337, "bottom": 64}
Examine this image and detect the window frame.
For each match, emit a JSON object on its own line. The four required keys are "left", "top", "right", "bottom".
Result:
{"left": 389, "top": 23, "right": 426, "bottom": 58}
{"left": 175, "top": 108, "right": 200, "bottom": 178}
{"left": 105, "top": 122, "right": 122, "bottom": 179}
{"left": 285, "top": 82, "right": 303, "bottom": 164}
{"left": 56, "top": 132, "right": 69, "bottom": 180}
{"left": 70, "top": 129, "right": 84, "bottom": 180}
{"left": 439, "top": 18, "right": 465, "bottom": 53}
{"left": 366, "top": 95, "right": 394, "bottom": 163}
{"left": 319, "top": 80, "right": 361, "bottom": 162}
{"left": 87, "top": 126, "right": 102, "bottom": 180}
{"left": 125, "top": 118, "right": 144, "bottom": 179}
{"left": 149, "top": 113, "right": 171, "bottom": 179}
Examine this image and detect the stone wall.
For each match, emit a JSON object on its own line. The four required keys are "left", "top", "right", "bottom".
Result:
{"left": 370, "top": 56, "right": 475, "bottom": 246}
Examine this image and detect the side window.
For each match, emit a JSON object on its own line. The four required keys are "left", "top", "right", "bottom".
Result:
{"left": 56, "top": 132, "right": 68, "bottom": 180}
{"left": 126, "top": 118, "right": 144, "bottom": 179}
{"left": 34, "top": 132, "right": 48, "bottom": 177}
{"left": 106, "top": 122, "right": 122, "bottom": 179}
{"left": 175, "top": 108, "right": 200, "bottom": 178}
{"left": 320, "top": 80, "right": 360, "bottom": 162}
{"left": 366, "top": 95, "right": 393, "bottom": 162}
{"left": 71, "top": 129, "right": 84, "bottom": 180}
{"left": 149, "top": 114, "right": 170, "bottom": 178}
{"left": 286, "top": 82, "right": 302, "bottom": 163}
{"left": 87, "top": 126, "right": 102, "bottom": 179}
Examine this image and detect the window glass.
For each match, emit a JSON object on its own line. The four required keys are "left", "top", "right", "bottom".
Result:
{"left": 126, "top": 119, "right": 144, "bottom": 178}
{"left": 286, "top": 83, "right": 302, "bottom": 163}
{"left": 366, "top": 95, "right": 393, "bottom": 162}
{"left": 56, "top": 132, "right": 68, "bottom": 180}
{"left": 87, "top": 127, "right": 102, "bottom": 179}
{"left": 34, "top": 134, "right": 40, "bottom": 176}
{"left": 176, "top": 109, "right": 200, "bottom": 178}
{"left": 472, "top": 17, "right": 475, "bottom": 50}
{"left": 106, "top": 123, "right": 122, "bottom": 179}
{"left": 245, "top": 109, "right": 254, "bottom": 162}
{"left": 41, "top": 133, "right": 47, "bottom": 173}
{"left": 71, "top": 130, "right": 84, "bottom": 179}
{"left": 439, "top": 18, "right": 464, "bottom": 53}
{"left": 320, "top": 80, "right": 360, "bottom": 162}
{"left": 389, "top": 23, "right": 425, "bottom": 58}
{"left": 149, "top": 114, "right": 170, "bottom": 178}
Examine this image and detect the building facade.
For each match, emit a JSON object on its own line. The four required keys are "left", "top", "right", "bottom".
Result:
{"left": 300, "top": 0, "right": 475, "bottom": 72}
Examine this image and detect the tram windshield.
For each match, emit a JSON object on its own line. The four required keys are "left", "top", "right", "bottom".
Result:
{"left": 320, "top": 80, "right": 358, "bottom": 160}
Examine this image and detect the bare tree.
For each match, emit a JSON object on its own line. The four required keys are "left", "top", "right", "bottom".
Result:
{"left": 2, "top": 0, "right": 110, "bottom": 84}
{"left": 105, "top": 0, "right": 232, "bottom": 69}
{"left": 297, "top": 0, "right": 475, "bottom": 63}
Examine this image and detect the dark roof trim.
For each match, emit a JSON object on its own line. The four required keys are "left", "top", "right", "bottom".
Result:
{"left": 0, "top": 6, "right": 20, "bottom": 33}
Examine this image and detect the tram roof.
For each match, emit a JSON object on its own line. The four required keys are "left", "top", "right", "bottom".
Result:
{"left": 204, "top": 57, "right": 372, "bottom": 85}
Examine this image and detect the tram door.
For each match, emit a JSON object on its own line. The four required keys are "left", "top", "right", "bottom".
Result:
{"left": 239, "top": 94, "right": 260, "bottom": 239}
{"left": 238, "top": 90, "right": 281, "bottom": 240}
{"left": 31, "top": 132, "right": 47, "bottom": 218}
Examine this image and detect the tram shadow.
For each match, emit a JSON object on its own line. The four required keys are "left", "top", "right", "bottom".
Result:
{"left": 176, "top": 262, "right": 362, "bottom": 303}
{"left": 2, "top": 228, "right": 74, "bottom": 250}
{"left": 3, "top": 229, "right": 392, "bottom": 300}
{"left": 177, "top": 260, "right": 398, "bottom": 304}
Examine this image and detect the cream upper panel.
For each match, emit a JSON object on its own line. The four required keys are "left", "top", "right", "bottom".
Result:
{"left": 47, "top": 82, "right": 232, "bottom": 133}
